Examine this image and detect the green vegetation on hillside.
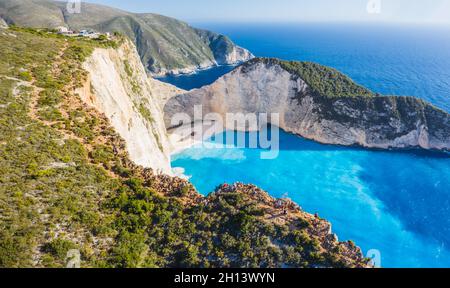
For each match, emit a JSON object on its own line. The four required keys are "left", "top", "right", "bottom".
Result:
{"left": 0, "top": 27, "right": 124, "bottom": 267}
{"left": 239, "top": 58, "right": 449, "bottom": 145}
{"left": 0, "top": 0, "right": 250, "bottom": 74}
{"left": 107, "top": 181, "right": 362, "bottom": 268}
{"left": 246, "top": 58, "right": 375, "bottom": 98}
{"left": 0, "top": 28, "right": 367, "bottom": 268}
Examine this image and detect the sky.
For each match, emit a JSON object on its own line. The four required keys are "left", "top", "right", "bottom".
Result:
{"left": 84, "top": 0, "right": 450, "bottom": 24}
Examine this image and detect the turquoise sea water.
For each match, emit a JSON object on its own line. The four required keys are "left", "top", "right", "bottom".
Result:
{"left": 172, "top": 131, "right": 450, "bottom": 268}
{"left": 166, "top": 23, "right": 450, "bottom": 267}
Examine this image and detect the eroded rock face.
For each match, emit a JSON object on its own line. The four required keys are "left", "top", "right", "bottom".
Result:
{"left": 0, "top": 17, "right": 7, "bottom": 29}
{"left": 165, "top": 59, "right": 450, "bottom": 151}
{"left": 215, "top": 45, "right": 254, "bottom": 66}
{"left": 80, "top": 40, "right": 184, "bottom": 174}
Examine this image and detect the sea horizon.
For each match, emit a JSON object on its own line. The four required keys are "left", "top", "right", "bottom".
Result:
{"left": 160, "top": 21, "right": 450, "bottom": 113}
{"left": 167, "top": 21, "right": 450, "bottom": 268}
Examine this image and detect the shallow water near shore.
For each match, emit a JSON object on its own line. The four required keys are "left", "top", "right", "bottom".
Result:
{"left": 172, "top": 130, "right": 450, "bottom": 268}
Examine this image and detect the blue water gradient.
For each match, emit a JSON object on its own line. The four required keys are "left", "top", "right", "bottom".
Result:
{"left": 164, "top": 23, "right": 450, "bottom": 267}
{"left": 172, "top": 130, "right": 450, "bottom": 268}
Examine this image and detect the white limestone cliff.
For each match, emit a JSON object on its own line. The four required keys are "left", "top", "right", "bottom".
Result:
{"left": 165, "top": 59, "right": 450, "bottom": 151}
{"left": 0, "top": 17, "right": 8, "bottom": 29}
{"left": 79, "top": 39, "right": 185, "bottom": 174}
{"left": 77, "top": 42, "right": 448, "bottom": 176}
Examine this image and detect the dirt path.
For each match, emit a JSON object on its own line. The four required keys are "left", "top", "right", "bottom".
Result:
{"left": 28, "top": 41, "right": 69, "bottom": 122}
{"left": 25, "top": 41, "right": 121, "bottom": 180}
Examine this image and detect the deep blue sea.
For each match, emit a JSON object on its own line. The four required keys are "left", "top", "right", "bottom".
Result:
{"left": 161, "top": 22, "right": 450, "bottom": 112}
{"left": 165, "top": 23, "right": 450, "bottom": 268}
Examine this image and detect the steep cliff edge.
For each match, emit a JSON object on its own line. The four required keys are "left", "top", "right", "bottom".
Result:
{"left": 0, "top": 16, "right": 6, "bottom": 28}
{"left": 194, "top": 28, "right": 255, "bottom": 66}
{"left": 0, "top": 28, "right": 368, "bottom": 268}
{"left": 165, "top": 58, "right": 450, "bottom": 151}
{"left": 81, "top": 39, "right": 183, "bottom": 174}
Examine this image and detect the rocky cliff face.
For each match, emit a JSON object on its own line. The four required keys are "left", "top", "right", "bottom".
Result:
{"left": 0, "top": 28, "right": 369, "bottom": 268}
{"left": 194, "top": 29, "right": 255, "bottom": 67}
{"left": 0, "top": 17, "right": 7, "bottom": 28}
{"left": 80, "top": 39, "right": 183, "bottom": 174}
{"left": 62, "top": 38, "right": 368, "bottom": 269}
{"left": 165, "top": 58, "right": 450, "bottom": 151}
{"left": 217, "top": 45, "right": 254, "bottom": 66}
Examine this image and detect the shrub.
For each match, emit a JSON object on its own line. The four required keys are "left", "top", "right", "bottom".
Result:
{"left": 38, "top": 89, "right": 61, "bottom": 106}
{"left": 90, "top": 145, "right": 115, "bottom": 165}
{"left": 42, "top": 239, "right": 77, "bottom": 259}
{"left": 18, "top": 71, "right": 32, "bottom": 81}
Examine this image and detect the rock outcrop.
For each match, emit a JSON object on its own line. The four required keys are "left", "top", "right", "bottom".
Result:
{"left": 165, "top": 58, "right": 450, "bottom": 151}
{"left": 194, "top": 29, "right": 255, "bottom": 67}
{"left": 0, "top": 28, "right": 370, "bottom": 268}
{"left": 0, "top": 16, "right": 7, "bottom": 28}
{"left": 75, "top": 40, "right": 369, "bottom": 268}
{"left": 80, "top": 39, "right": 182, "bottom": 174}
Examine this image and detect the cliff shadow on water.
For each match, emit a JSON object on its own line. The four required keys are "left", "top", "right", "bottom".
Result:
{"left": 156, "top": 64, "right": 239, "bottom": 91}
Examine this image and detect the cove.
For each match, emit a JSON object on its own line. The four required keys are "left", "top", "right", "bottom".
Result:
{"left": 172, "top": 129, "right": 450, "bottom": 268}
{"left": 156, "top": 64, "right": 237, "bottom": 90}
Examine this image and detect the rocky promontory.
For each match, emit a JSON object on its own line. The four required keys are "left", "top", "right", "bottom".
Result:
{"left": 165, "top": 58, "right": 450, "bottom": 151}
{"left": 0, "top": 28, "right": 369, "bottom": 268}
